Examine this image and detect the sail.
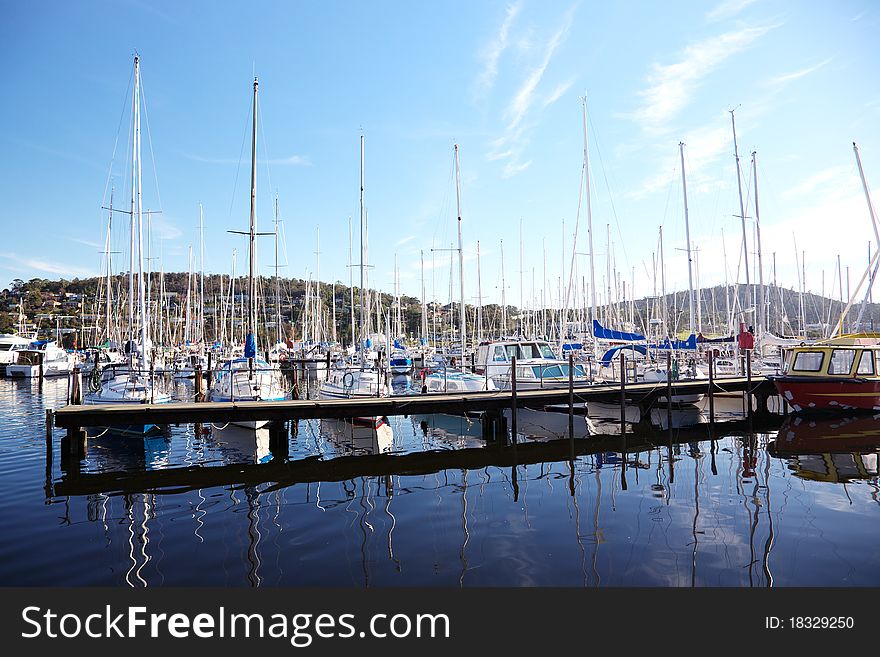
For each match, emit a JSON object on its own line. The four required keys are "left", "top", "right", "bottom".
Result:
{"left": 592, "top": 319, "right": 646, "bottom": 342}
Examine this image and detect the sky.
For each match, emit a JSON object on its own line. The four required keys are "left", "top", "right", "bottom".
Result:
{"left": 1, "top": 0, "right": 878, "bottom": 312}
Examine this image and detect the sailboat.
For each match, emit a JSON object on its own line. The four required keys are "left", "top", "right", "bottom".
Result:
{"left": 422, "top": 144, "right": 495, "bottom": 393}
{"left": 319, "top": 134, "right": 388, "bottom": 426}
{"left": 86, "top": 55, "right": 171, "bottom": 431}
{"left": 208, "top": 76, "right": 286, "bottom": 428}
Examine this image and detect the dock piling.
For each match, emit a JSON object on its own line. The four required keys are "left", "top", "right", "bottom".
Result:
{"left": 568, "top": 353, "right": 574, "bottom": 440}
{"left": 207, "top": 352, "right": 213, "bottom": 389}
{"left": 194, "top": 364, "right": 203, "bottom": 403}
{"left": 510, "top": 356, "right": 517, "bottom": 445}
{"left": 746, "top": 350, "right": 753, "bottom": 420}
{"left": 708, "top": 351, "right": 715, "bottom": 426}
{"left": 666, "top": 352, "right": 673, "bottom": 428}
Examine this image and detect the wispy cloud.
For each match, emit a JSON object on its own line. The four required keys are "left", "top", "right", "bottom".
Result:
{"left": 395, "top": 235, "right": 416, "bottom": 247}
{"left": 781, "top": 166, "right": 856, "bottom": 202}
{"left": 504, "top": 6, "right": 575, "bottom": 133}
{"left": 66, "top": 236, "right": 103, "bottom": 249}
{"left": 542, "top": 78, "right": 575, "bottom": 108}
{"left": 473, "top": 1, "right": 524, "bottom": 101}
{"left": 706, "top": 0, "right": 759, "bottom": 22}
{"left": 183, "top": 153, "right": 312, "bottom": 166}
{"left": 763, "top": 58, "right": 832, "bottom": 88}
{"left": 503, "top": 160, "right": 533, "bottom": 177}
{"left": 632, "top": 120, "right": 731, "bottom": 199}
{"left": 629, "top": 24, "right": 775, "bottom": 135}
{"left": 150, "top": 214, "right": 182, "bottom": 241}
{"left": 487, "top": 4, "right": 578, "bottom": 177}
{"left": 0, "top": 253, "right": 94, "bottom": 278}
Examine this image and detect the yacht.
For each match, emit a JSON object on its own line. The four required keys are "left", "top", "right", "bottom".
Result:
{"left": 6, "top": 340, "right": 74, "bottom": 378}
{"left": 473, "top": 338, "right": 590, "bottom": 389}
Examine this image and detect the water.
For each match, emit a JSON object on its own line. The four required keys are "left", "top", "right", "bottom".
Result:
{"left": 1, "top": 374, "right": 879, "bottom": 586}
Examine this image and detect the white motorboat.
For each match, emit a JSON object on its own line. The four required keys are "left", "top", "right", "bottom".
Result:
{"left": 6, "top": 340, "right": 74, "bottom": 378}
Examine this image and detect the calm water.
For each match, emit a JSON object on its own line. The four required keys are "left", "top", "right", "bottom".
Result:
{"left": 1, "top": 374, "right": 879, "bottom": 587}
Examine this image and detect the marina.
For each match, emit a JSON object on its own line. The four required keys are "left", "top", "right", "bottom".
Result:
{"left": 2, "top": 2, "right": 880, "bottom": 604}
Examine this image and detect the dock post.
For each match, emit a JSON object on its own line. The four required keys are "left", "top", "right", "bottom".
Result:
{"left": 194, "top": 364, "right": 203, "bottom": 403}
{"left": 708, "top": 350, "right": 715, "bottom": 426}
{"left": 45, "top": 408, "right": 54, "bottom": 499}
{"left": 510, "top": 356, "right": 517, "bottom": 445}
{"left": 666, "top": 352, "right": 673, "bottom": 429}
{"left": 149, "top": 362, "right": 155, "bottom": 404}
{"left": 292, "top": 363, "right": 299, "bottom": 400}
{"left": 326, "top": 350, "right": 331, "bottom": 377}
{"left": 38, "top": 351, "right": 44, "bottom": 390}
{"left": 619, "top": 351, "right": 627, "bottom": 491}
{"left": 207, "top": 352, "right": 213, "bottom": 389}
{"left": 746, "top": 350, "right": 753, "bottom": 419}
{"left": 568, "top": 353, "right": 574, "bottom": 440}
{"left": 619, "top": 351, "right": 626, "bottom": 430}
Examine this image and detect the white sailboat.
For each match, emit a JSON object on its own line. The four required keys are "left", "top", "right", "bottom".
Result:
{"left": 319, "top": 134, "right": 389, "bottom": 423}
{"left": 422, "top": 144, "right": 494, "bottom": 394}
{"left": 86, "top": 55, "right": 171, "bottom": 427}
{"left": 209, "top": 75, "right": 287, "bottom": 429}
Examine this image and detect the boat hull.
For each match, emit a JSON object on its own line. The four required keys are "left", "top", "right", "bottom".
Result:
{"left": 771, "top": 376, "right": 880, "bottom": 412}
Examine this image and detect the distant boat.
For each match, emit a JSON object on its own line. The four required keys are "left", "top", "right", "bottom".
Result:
{"left": 473, "top": 337, "right": 590, "bottom": 390}
{"left": 0, "top": 333, "right": 32, "bottom": 371}
{"left": 389, "top": 350, "right": 413, "bottom": 375}
{"left": 5, "top": 340, "right": 74, "bottom": 378}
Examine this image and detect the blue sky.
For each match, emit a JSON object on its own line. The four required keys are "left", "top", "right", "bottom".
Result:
{"left": 1, "top": 0, "right": 878, "bottom": 311}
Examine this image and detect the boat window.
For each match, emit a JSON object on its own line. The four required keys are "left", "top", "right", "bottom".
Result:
{"left": 791, "top": 351, "right": 824, "bottom": 373}
{"left": 496, "top": 346, "right": 511, "bottom": 361}
{"left": 827, "top": 349, "right": 856, "bottom": 375}
{"left": 538, "top": 344, "right": 555, "bottom": 359}
{"left": 857, "top": 350, "right": 875, "bottom": 375}
{"left": 533, "top": 365, "right": 563, "bottom": 378}
{"left": 516, "top": 367, "right": 532, "bottom": 379}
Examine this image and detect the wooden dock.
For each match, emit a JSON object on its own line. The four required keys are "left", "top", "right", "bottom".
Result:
{"left": 52, "top": 376, "right": 777, "bottom": 430}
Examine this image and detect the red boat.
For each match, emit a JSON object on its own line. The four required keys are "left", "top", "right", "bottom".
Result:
{"left": 769, "top": 334, "right": 880, "bottom": 412}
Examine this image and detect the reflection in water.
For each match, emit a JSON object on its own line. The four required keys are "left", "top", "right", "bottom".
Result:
{"left": 321, "top": 418, "right": 394, "bottom": 455}
{"left": 6, "top": 373, "right": 880, "bottom": 586}
{"left": 769, "top": 415, "right": 880, "bottom": 484}
{"left": 212, "top": 424, "right": 271, "bottom": 463}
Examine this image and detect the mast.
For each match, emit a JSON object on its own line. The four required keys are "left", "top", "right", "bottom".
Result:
{"left": 752, "top": 151, "right": 766, "bottom": 339}
{"left": 247, "top": 76, "right": 258, "bottom": 366}
{"left": 349, "top": 216, "right": 355, "bottom": 349}
{"left": 199, "top": 202, "right": 205, "bottom": 345}
{"left": 274, "top": 195, "right": 281, "bottom": 346}
{"left": 420, "top": 249, "right": 427, "bottom": 344}
{"left": 659, "top": 226, "right": 667, "bottom": 335}
{"left": 128, "top": 57, "right": 138, "bottom": 362}
{"left": 454, "top": 144, "right": 466, "bottom": 358}
{"left": 476, "top": 240, "right": 483, "bottom": 341}
{"left": 359, "top": 135, "right": 366, "bottom": 353}
{"left": 500, "top": 239, "right": 506, "bottom": 335}
{"left": 679, "top": 142, "right": 696, "bottom": 336}
{"left": 132, "top": 55, "right": 149, "bottom": 370}
{"left": 730, "top": 109, "right": 751, "bottom": 323}
{"left": 583, "top": 96, "right": 598, "bottom": 356}
{"left": 104, "top": 189, "right": 114, "bottom": 343}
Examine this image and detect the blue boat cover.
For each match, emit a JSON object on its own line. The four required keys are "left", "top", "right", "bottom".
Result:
{"left": 561, "top": 342, "right": 583, "bottom": 351}
{"left": 599, "top": 344, "right": 647, "bottom": 366}
{"left": 593, "top": 319, "right": 646, "bottom": 342}
{"left": 652, "top": 334, "right": 697, "bottom": 350}
{"left": 244, "top": 332, "right": 256, "bottom": 358}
